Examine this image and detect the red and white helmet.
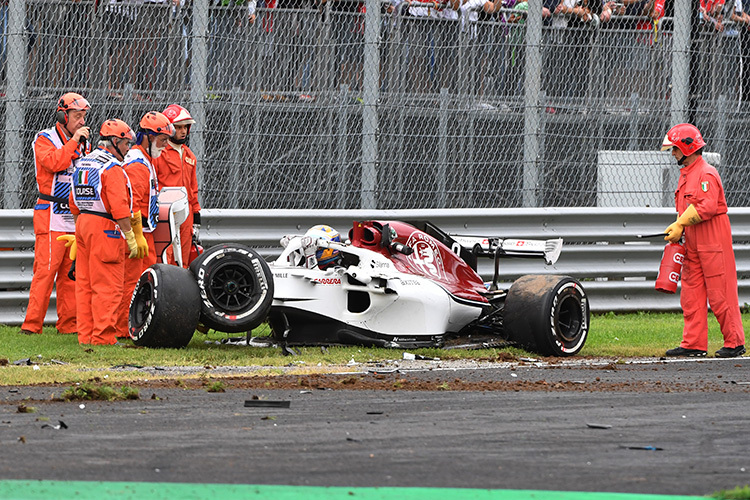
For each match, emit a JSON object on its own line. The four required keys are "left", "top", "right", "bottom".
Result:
{"left": 661, "top": 123, "right": 706, "bottom": 157}
{"left": 162, "top": 104, "right": 196, "bottom": 125}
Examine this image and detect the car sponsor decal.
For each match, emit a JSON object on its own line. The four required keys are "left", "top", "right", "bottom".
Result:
{"left": 196, "top": 249, "right": 269, "bottom": 320}
{"left": 548, "top": 282, "right": 588, "bottom": 353}
{"left": 405, "top": 231, "right": 444, "bottom": 280}
{"left": 130, "top": 268, "right": 157, "bottom": 340}
{"left": 312, "top": 278, "right": 341, "bottom": 285}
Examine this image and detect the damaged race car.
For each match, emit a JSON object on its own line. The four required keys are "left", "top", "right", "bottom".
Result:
{"left": 128, "top": 216, "right": 590, "bottom": 356}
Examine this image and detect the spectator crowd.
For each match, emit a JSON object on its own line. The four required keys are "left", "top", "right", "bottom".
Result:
{"left": 14, "top": 0, "right": 750, "bottom": 104}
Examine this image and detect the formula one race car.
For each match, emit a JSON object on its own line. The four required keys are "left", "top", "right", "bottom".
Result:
{"left": 128, "top": 219, "right": 590, "bottom": 356}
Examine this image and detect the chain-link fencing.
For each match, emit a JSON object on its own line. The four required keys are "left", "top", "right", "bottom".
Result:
{"left": 3, "top": 0, "right": 750, "bottom": 210}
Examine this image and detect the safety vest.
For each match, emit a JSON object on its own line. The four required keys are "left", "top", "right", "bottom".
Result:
{"left": 33, "top": 126, "right": 88, "bottom": 232}
{"left": 72, "top": 147, "right": 132, "bottom": 222}
{"left": 123, "top": 148, "right": 159, "bottom": 232}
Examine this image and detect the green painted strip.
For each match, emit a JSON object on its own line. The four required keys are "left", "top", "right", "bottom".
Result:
{"left": 0, "top": 481, "right": 705, "bottom": 500}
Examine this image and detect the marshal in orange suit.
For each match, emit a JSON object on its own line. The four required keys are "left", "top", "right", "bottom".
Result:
{"left": 21, "top": 92, "right": 91, "bottom": 335}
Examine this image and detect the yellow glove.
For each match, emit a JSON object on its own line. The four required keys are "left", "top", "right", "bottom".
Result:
{"left": 130, "top": 210, "right": 149, "bottom": 259}
{"left": 56, "top": 234, "right": 77, "bottom": 260}
{"left": 123, "top": 229, "right": 139, "bottom": 259}
{"left": 664, "top": 204, "right": 702, "bottom": 244}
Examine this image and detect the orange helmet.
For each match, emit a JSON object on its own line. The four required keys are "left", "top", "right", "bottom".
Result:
{"left": 57, "top": 92, "right": 90, "bottom": 113}
{"left": 56, "top": 92, "right": 90, "bottom": 125}
{"left": 99, "top": 119, "right": 135, "bottom": 142}
{"left": 138, "top": 111, "right": 175, "bottom": 136}
{"left": 661, "top": 123, "right": 706, "bottom": 157}
{"left": 163, "top": 104, "right": 196, "bottom": 125}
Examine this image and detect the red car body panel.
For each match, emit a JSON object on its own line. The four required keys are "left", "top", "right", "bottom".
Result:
{"left": 349, "top": 220, "right": 489, "bottom": 304}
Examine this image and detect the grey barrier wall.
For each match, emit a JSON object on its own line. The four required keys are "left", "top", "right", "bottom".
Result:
{"left": 3, "top": 207, "right": 750, "bottom": 326}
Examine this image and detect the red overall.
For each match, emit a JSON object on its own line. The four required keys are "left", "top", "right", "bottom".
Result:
{"left": 676, "top": 157, "right": 745, "bottom": 351}
{"left": 71, "top": 161, "right": 132, "bottom": 345}
{"left": 22, "top": 123, "right": 86, "bottom": 334}
{"left": 153, "top": 141, "right": 200, "bottom": 266}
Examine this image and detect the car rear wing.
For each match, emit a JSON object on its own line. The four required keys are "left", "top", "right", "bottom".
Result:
{"left": 486, "top": 237, "right": 563, "bottom": 291}
{"left": 494, "top": 238, "right": 563, "bottom": 266}
{"left": 450, "top": 235, "right": 563, "bottom": 266}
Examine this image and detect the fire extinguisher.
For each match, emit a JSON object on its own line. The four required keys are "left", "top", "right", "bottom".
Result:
{"left": 187, "top": 240, "right": 204, "bottom": 266}
{"left": 655, "top": 242, "right": 685, "bottom": 294}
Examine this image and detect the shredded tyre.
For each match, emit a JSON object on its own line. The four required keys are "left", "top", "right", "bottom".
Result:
{"left": 189, "top": 243, "right": 274, "bottom": 333}
{"left": 129, "top": 264, "right": 201, "bottom": 348}
{"left": 503, "top": 274, "right": 590, "bottom": 357}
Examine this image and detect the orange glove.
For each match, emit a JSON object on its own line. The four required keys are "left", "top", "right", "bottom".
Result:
{"left": 664, "top": 204, "right": 702, "bottom": 244}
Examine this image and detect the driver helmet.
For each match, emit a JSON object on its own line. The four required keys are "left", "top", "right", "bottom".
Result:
{"left": 305, "top": 224, "right": 341, "bottom": 269}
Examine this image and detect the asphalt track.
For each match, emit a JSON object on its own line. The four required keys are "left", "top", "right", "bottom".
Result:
{"left": 1, "top": 357, "right": 749, "bottom": 499}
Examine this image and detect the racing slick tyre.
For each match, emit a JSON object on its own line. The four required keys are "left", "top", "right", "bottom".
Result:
{"left": 129, "top": 264, "right": 201, "bottom": 348}
{"left": 189, "top": 243, "right": 274, "bottom": 334}
{"left": 503, "top": 275, "right": 589, "bottom": 357}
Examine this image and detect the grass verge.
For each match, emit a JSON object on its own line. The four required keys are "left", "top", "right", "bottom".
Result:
{"left": 713, "top": 485, "right": 750, "bottom": 500}
{"left": 0, "top": 311, "right": 747, "bottom": 386}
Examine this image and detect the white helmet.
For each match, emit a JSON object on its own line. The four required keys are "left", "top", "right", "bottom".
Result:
{"left": 305, "top": 225, "right": 341, "bottom": 269}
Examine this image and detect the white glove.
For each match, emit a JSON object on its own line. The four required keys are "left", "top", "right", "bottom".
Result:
{"left": 301, "top": 236, "right": 318, "bottom": 269}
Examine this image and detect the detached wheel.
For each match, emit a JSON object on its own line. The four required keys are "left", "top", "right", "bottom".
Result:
{"left": 189, "top": 243, "right": 274, "bottom": 333}
{"left": 504, "top": 275, "right": 589, "bottom": 357}
{"left": 129, "top": 264, "right": 201, "bottom": 348}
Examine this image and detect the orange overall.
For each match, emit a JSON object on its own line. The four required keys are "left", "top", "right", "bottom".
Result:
{"left": 22, "top": 124, "right": 88, "bottom": 334}
{"left": 154, "top": 141, "right": 201, "bottom": 267}
{"left": 71, "top": 150, "right": 132, "bottom": 345}
{"left": 118, "top": 146, "right": 158, "bottom": 337}
{"left": 676, "top": 157, "right": 745, "bottom": 351}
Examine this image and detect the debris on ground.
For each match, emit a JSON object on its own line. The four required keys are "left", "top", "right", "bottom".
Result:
{"left": 41, "top": 420, "right": 68, "bottom": 430}
{"left": 586, "top": 423, "right": 612, "bottom": 429}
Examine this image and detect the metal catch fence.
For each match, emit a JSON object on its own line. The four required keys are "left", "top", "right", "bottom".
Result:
{"left": 2, "top": 0, "right": 750, "bottom": 210}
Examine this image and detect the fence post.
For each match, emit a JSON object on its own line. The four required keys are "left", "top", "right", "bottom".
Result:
{"left": 167, "top": 2, "right": 184, "bottom": 93}
{"left": 628, "top": 92, "right": 640, "bottom": 151}
{"left": 438, "top": 87, "right": 449, "bottom": 207}
{"left": 123, "top": 83, "right": 135, "bottom": 127}
{"left": 670, "top": 0, "right": 690, "bottom": 126}
{"left": 250, "top": 88, "right": 261, "bottom": 209}
{"left": 360, "top": 0, "right": 380, "bottom": 209}
{"left": 716, "top": 93, "right": 727, "bottom": 166}
{"left": 3, "top": 0, "right": 26, "bottom": 209}
{"left": 91, "top": 2, "right": 108, "bottom": 99}
{"left": 522, "top": 0, "right": 542, "bottom": 208}
{"left": 190, "top": 0, "right": 208, "bottom": 206}
{"left": 230, "top": 86, "right": 243, "bottom": 196}
{"left": 337, "top": 84, "right": 349, "bottom": 208}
